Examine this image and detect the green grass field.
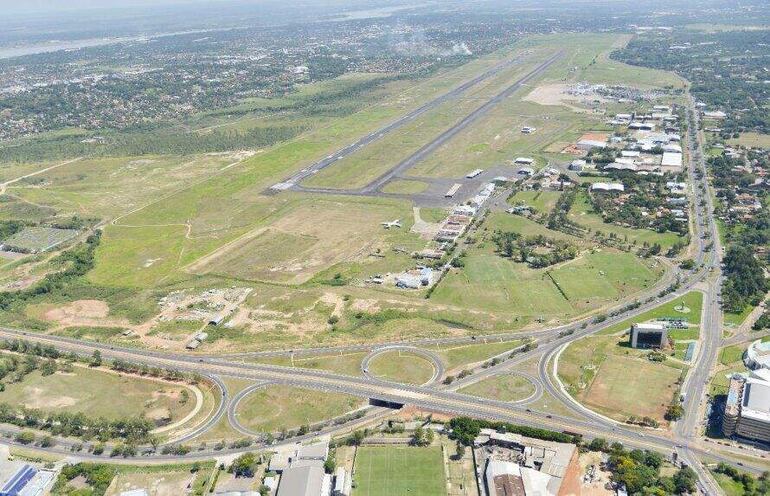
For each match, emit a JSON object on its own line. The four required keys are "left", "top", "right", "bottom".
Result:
{"left": 431, "top": 252, "right": 573, "bottom": 318}
{"left": 727, "top": 132, "right": 770, "bottom": 149}
{"left": 432, "top": 214, "right": 661, "bottom": 325}
{"left": 420, "top": 207, "right": 448, "bottom": 223}
{"left": 508, "top": 190, "right": 561, "bottom": 214}
{"left": 252, "top": 352, "right": 366, "bottom": 377}
{"left": 0, "top": 365, "right": 196, "bottom": 422}
{"left": 583, "top": 356, "right": 683, "bottom": 422}
{"left": 711, "top": 471, "right": 749, "bottom": 496}
{"left": 367, "top": 351, "right": 436, "bottom": 384}
{"left": 719, "top": 345, "right": 746, "bottom": 366}
{"left": 598, "top": 290, "right": 704, "bottom": 335}
{"left": 459, "top": 374, "right": 536, "bottom": 402}
{"left": 724, "top": 305, "right": 753, "bottom": 327}
{"left": 435, "top": 339, "right": 522, "bottom": 371}
{"left": 549, "top": 250, "right": 658, "bottom": 304}
{"left": 353, "top": 446, "right": 446, "bottom": 496}
{"left": 381, "top": 179, "right": 429, "bottom": 194}
{"left": 235, "top": 385, "right": 363, "bottom": 432}
{"left": 569, "top": 191, "right": 684, "bottom": 250}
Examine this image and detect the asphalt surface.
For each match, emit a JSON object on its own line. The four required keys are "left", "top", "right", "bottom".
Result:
{"left": 290, "top": 51, "right": 563, "bottom": 197}
{"left": 269, "top": 52, "right": 530, "bottom": 192}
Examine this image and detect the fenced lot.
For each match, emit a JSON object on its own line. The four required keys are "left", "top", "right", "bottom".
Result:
{"left": 2, "top": 226, "right": 78, "bottom": 252}
{"left": 353, "top": 446, "right": 446, "bottom": 496}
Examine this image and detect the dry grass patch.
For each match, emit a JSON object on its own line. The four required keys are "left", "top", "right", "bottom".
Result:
{"left": 192, "top": 198, "right": 411, "bottom": 284}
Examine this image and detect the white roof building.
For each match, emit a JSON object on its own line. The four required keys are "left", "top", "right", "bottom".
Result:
{"left": 746, "top": 340, "right": 770, "bottom": 370}
{"left": 576, "top": 139, "right": 606, "bottom": 150}
{"left": 333, "top": 467, "right": 351, "bottom": 496}
{"left": 742, "top": 378, "right": 770, "bottom": 422}
{"left": 661, "top": 152, "right": 683, "bottom": 168}
{"left": 515, "top": 157, "right": 534, "bottom": 164}
{"left": 604, "top": 162, "right": 637, "bottom": 171}
{"left": 704, "top": 110, "right": 727, "bottom": 119}
{"left": 485, "top": 460, "right": 560, "bottom": 496}
{"left": 590, "top": 182, "right": 624, "bottom": 192}
{"left": 277, "top": 465, "right": 330, "bottom": 496}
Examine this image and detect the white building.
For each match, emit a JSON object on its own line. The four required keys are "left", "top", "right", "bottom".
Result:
{"left": 590, "top": 182, "right": 624, "bottom": 192}
{"left": 745, "top": 340, "right": 770, "bottom": 370}
{"left": 576, "top": 139, "right": 606, "bottom": 151}
{"left": 723, "top": 368, "right": 770, "bottom": 443}
{"left": 333, "top": 468, "right": 351, "bottom": 496}
{"left": 604, "top": 163, "right": 637, "bottom": 172}
{"left": 661, "top": 152, "right": 683, "bottom": 168}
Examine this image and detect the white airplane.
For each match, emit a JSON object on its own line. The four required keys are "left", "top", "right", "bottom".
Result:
{"left": 381, "top": 219, "right": 402, "bottom": 229}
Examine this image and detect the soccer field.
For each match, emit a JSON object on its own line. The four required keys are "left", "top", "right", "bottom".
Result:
{"left": 353, "top": 446, "right": 446, "bottom": 496}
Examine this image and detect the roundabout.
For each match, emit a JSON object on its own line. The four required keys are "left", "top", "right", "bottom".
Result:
{"left": 361, "top": 346, "right": 444, "bottom": 386}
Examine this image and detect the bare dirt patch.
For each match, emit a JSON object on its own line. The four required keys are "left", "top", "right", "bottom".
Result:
{"left": 23, "top": 386, "right": 78, "bottom": 409}
{"left": 523, "top": 83, "right": 605, "bottom": 113}
{"left": 410, "top": 207, "right": 442, "bottom": 240}
{"left": 577, "top": 452, "right": 614, "bottom": 496}
{"left": 43, "top": 300, "right": 110, "bottom": 324}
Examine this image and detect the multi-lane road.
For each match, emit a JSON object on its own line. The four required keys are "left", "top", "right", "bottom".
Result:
{"left": 0, "top": 52, "right": 763, "bottom": 493}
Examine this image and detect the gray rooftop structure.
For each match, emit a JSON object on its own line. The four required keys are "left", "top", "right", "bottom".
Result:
{"left": 276, "top": 464, "right": 328, "bottom": 496}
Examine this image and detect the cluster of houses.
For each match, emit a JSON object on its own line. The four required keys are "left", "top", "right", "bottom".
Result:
{"left": 588, "top": 176, "right": 690, "bottom": 227}
{"left": 515, "top": 165, "right": 573, "bottom": 193}
{"left": 706, "top": 144, "right": 769, "bottom": 266}
{"left": 710, "top": 143, "right": 768, "bottom": 223}
{"left": 473, "top": 430, "right": 578, "bottom": 496}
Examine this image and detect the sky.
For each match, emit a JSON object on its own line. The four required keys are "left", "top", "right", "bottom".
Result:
{"left": 1, "top": 0, "right": 228, "bottom": 15}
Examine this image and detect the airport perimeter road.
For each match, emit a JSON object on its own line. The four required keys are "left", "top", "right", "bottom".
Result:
{"left": 292, "top": 51, "right": 563, "bottom": 196}
{"left": 269, "top": 52, "right": 529, "bottom": 191}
